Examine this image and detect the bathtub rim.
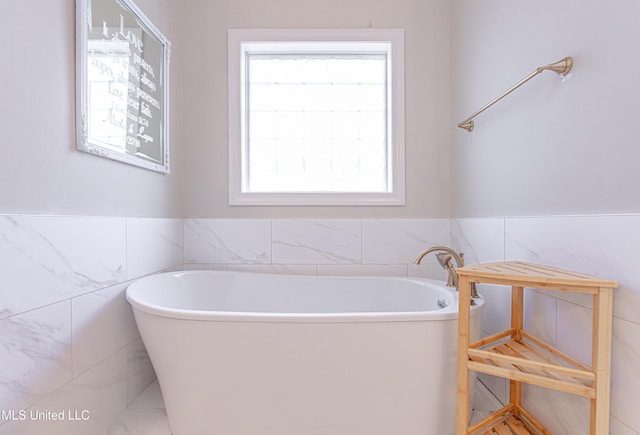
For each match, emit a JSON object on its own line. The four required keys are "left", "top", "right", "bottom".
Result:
{"left": 126, "top": 270, "right": 484, "bottom": 323}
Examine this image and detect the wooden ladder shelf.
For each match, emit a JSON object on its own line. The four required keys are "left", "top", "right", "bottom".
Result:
{"left": 456, "top": 261, "right": 617, "bottom": 435}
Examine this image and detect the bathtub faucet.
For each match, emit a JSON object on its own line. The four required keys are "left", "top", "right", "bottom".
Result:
{"left": 412, "top": 246, "right": 479, "bottom": 302}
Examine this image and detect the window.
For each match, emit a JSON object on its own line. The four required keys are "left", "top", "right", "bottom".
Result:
{"left": 228, "top": 29, "right": 405, "bottom": 205}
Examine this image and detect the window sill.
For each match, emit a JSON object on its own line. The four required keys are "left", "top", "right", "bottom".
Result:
{"left": 229, "top": 191, "right": 405, "bottom": 206}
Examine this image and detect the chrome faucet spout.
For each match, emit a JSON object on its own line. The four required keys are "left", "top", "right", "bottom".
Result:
{"left": 413, "top": 246, "right": 479, "bottom": 302}
{"left": 413, "top": 245, "right": 464, "bottom": 288}
{"left": 413, "top": 245, "right": 460, "bottom": 267}
{"left": 413, "top": 245, "right": 464, "bottom": 267}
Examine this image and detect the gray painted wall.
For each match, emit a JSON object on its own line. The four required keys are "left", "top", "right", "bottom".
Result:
{"left": 0, "top": 0, "right": 183, "bottom": 217}
{"left": 178, "top": 0, "right": 453, "bottom": 219}
{"left": 6, "top": 0, "right": 637, "bottom": 220}
{"left": 452, "top": 0, "right": 640, "bottom": 217}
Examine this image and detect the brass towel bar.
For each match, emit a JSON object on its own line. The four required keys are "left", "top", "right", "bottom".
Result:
{"left": 457, "top": 56, "right": 573, "bottom": 132}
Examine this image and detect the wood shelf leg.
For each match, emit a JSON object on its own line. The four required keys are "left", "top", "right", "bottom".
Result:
{"left": 591, "top": 287, "right": 613, "bottom": 435}
{"left": 511, "top": 286, "right": 524, "bottom": 341}
{"left": 510, "top": 286, "right": 524, "bottom": 414}
{"left": 457, "top": 275, "right": 472, "bottom": 434}
{"left": 510, "top": 380, "right": 522, "bottom": 417}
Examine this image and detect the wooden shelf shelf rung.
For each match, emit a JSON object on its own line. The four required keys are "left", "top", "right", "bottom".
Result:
{"left": 470, "top": 405, "right": 550, "bottom": 435}
{"left": 468, "top": 344, "right": 594, "bottom": 384}
{"left": 467, "top": 359, "right": 595, "bottom": 398}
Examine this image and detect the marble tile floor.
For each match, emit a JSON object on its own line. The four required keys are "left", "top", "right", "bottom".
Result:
{"left": 107, "top": 382, "right": 170, "bottom": 435}
{"left": 107, "top": 379, "right": 503, "bottom": 434}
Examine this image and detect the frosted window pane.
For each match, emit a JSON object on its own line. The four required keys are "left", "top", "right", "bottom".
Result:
{"left": 246, "top": 54, "right": 389, "bottom": 193}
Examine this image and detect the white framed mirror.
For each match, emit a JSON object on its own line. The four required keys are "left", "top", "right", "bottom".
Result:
{"left": 76, "top": 0, "right": 171, "bottom": 173}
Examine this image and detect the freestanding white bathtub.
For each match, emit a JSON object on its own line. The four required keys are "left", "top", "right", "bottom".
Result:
{"left": 126, "top": 270, "right": 484, "bottom": 435}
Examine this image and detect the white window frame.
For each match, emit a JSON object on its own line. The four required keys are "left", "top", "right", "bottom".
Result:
{"left": 228, "top": 28, "right": 405, "bottom": 206}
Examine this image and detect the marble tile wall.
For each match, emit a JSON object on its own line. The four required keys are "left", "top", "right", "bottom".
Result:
{"left": 183, "top": 218, "right": 451, "bottom": 280}
{"left": 4, "top": 214, "right": 639, "bottom": 434}
{"left": 452, "top": 215, "right": 640, "bottom": 434}
{"left": 0, "top": 216, "right": 183, "bottom": 435}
